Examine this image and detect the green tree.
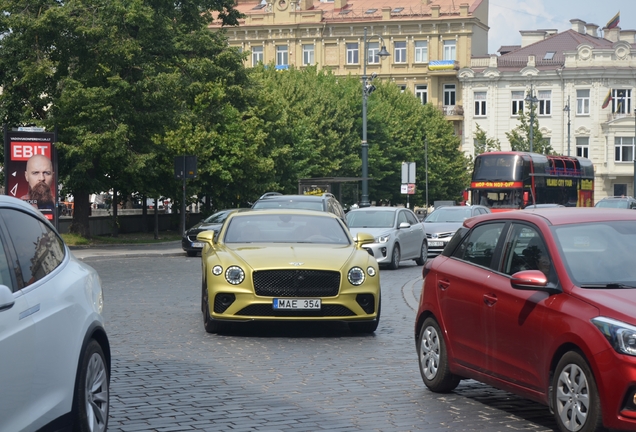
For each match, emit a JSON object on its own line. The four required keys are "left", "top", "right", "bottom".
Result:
{"left": 474, "top": 123, "right": 501, "bottom": 154}
{"left": 365, "top": 82, "right": 471, "bottom": 207}
{"left": 0, "top": 0, "right": 242, "bottom": 236}
{"left": 505, "top": 101, "right": 554, "bottom": 154}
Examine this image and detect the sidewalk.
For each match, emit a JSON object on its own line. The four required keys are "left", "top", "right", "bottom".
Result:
{"left": 69, "top": 240, "right": 188, "bottom": 260}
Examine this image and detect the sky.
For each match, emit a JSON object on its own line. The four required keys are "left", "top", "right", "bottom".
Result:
{"left": 488, "top": 0, "right": 636, "bottom": 53}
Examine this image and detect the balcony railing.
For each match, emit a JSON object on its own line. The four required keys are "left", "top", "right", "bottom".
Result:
{"left": 607, "top": 112, "right": 634, "bottom": 121}
{"left": 443, "top": 105, "right": 464, "bottom": 116}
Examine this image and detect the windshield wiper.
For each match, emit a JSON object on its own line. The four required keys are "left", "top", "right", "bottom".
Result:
{"left": 580, "top": 283, "right": 636, "bottom": 289}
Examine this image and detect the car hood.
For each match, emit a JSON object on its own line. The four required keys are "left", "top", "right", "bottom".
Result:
{"left": 187, "top": 222, "right": 222, "bottom": 234}
{"left": 424, "top": 222, "right": 462, "bottom": 234}
{"left": 348, "top": 227, "right": 394, "bottom": 238}
{"left": 225, "top": 244, "right": 359, "bottom": 270}
{"left": 576, "top": 288, "right": 636, "bottom": 325}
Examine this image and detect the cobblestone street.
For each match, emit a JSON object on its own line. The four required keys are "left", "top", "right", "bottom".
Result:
{"left": 87, "top": 255, "right": 558, "bottom": 432}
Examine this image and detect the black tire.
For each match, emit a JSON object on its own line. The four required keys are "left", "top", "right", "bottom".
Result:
{"left": 73, "top": 339, "right": 109, "bottom": 432}
{"left": 415, "top": 241, "right": 427, "bottom": 266}
{"left": 417, "top": 317, "right": 460, "bottom": 393}
{"left": 186, "top": 250, "right": 198, "bottom": 257}
{"left": 202, "top": 287, "right": 230, "bottom": 333}
{"left": 349, "top": 296, "right": 381, "bottom": 333}
{"left": 388, "top": 244, "right": 401, "bottom": 270}
{"left": 552, "top": 351, "right": 603, "bottom": 432}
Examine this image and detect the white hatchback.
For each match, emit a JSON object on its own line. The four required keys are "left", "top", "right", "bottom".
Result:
{"left": 0, "top": 196, "right": 110, "bottom": 432}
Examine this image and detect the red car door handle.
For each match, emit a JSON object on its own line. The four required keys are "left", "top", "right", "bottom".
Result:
{"left": 483, "top": 293, "right": 497, "bottom": 306}
{"left": 438, "top": 279, "right": 450, "bottom": 290}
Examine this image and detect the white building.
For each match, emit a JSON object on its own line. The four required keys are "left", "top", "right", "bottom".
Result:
{"left": 459, "top": 19, "right": 636, "bottom": 201}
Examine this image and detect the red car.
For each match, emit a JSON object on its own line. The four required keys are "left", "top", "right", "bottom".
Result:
{"left": 415, "top": 208, "right": 636, "bottom": 432}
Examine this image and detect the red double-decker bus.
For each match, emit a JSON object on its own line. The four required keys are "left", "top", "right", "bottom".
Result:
{"left": 469, "top": 152, "right": 594, "bottom": 211}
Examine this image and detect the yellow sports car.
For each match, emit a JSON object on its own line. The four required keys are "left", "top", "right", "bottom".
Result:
{"left": 197, "top": 209, "right": 381, "bottom": 333}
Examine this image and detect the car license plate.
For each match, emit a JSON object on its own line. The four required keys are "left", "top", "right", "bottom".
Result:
{"left": 273, "top": 298, "right": 321, "bottom": 310}
{"left": 429, "top": 241, "right": 444, "bottom": 247}
{"left": 192, "top": 242, "right": 204, "bottom": 248}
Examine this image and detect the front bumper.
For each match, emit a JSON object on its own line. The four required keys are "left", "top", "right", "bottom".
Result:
{"left": 361, "top": 242, "right": 392, "bottom": 264}
{"left": 593, "top": 348, "right": 636, "bottom": 430}
{"left": 426, "top": 239, "right": 450, "bottom": 257}
{"left": 182, "top": 235, "right": 204, "bottom": 252}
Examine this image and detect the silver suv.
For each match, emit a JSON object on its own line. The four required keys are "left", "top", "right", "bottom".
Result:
{"left": 252, "top": 193, "right": 347, "bottom": 223}
{"left": 595, "top": 196, "right": 636, "bottom": 209}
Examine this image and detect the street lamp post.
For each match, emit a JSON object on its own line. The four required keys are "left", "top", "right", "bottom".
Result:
{"left": 525, "top": 84, "right": 539, "bottom": 153}
{"left": 360, "top": 26, "right": 389, "bottom": 207}
{"left": 564, "top": 97, "right": 571, "bottom": 156}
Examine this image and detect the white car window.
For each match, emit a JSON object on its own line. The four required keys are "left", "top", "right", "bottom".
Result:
{"left": 2, "top": 209, "right": 65, "bottom": 287}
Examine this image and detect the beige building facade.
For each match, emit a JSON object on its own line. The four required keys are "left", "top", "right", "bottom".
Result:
{"left": 211, "top": 0, "right": 490, "bottom": 134}
{"left": 459, "top": 20, "right": 636, "bottom": 202}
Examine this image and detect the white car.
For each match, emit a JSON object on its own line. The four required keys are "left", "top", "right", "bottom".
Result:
{"left": 346, "top": 206, "right": 427, "bottom": 269}
{"left": 0, "top": 196, "right": 110, "bottom": 432}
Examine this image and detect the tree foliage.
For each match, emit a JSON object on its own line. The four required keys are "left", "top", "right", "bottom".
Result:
{"left": 0, "top": 0, "right": 242, "bottom": 235}
{"left": 505, "top": 101, "right": 554, "bottom": 154}
{"left": 474, "top": 123, "right": 501, "bottom": 155}
{"left": 0, "top": 2, "right": 473, "bottom": 235}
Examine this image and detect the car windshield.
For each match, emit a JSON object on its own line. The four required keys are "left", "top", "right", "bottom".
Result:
{"left": 425, "top": 207, "right": 471, "bottom": 223}
{"left": 346, "top": 210, "right": 395, "bottom": 228}
{"left": 203, "top": 210, "right": 231, "bottom": 224}
{"left": 224, "top": 214, "right": 350, "bottom": 244}
{"left": 253, "top": 200, "right": 323, "bottom": 211}
{"left": 553, "top": 221, "right": 636, "bottom": 287}
{"left": 595, "top": 200, "right": 628, "bottom": 208}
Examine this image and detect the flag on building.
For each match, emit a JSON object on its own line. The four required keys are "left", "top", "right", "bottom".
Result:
{"left": 602, "top": 90, "right": 613, "bottom": 109}
{"left": 606, "top": 11, "right": 620, "bottom": 29}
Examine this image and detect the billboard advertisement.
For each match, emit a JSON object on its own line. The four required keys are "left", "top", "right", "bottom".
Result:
{"left": 4, "top": 128, "right": 57, "bottom": 226}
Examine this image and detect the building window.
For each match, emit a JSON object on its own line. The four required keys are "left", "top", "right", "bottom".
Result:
{"left": 615, "top": 137, "right": 634, "bottom": 162}
{"left": 346, "top": 42, "right": 359, "bottom": 64}
{"left": 415, "top": 85, "right": 428, "bottom": 104}
{"left": 443, "top": 40, "right": 456, "bottom": 60}
{"left": 576, "top": 137, "right": 589, "bottom": 158}
{"left": 511, "top": 91, "right": 525, "bottom": 115}
{"left": 474, "top": 91, "right": 487, "bottom": 117}
{"left": 394, "top": 41, "right": 406, "bottom": 63}
{"left": 276, "top": 45, "right": 288, "bottom": 66}
{"left": 614, "top": 184, "right": 628, "bottom": 196}
{"left": 367, "top": 42, "right": 379, "bottom": 64}
{"left": 576, "top": 89, "right": 590, "bottom": 115}
{"left": 302, "top": 44, "right": 314, "bottom": 66}
{"left": 415, "top": 41, "right": 428, "bottom": 63}
{"left": 444, "top": 84, "right": 456, "bottom": 106}
{"left": 397, "top": 85, "right": 406, "bottom": 92}
{"left": 538, "top": 90, "right": 551, "bottom": 115}
{"left": 252, "top": 46, "right": 264, "bottom": 66}
{"left": 612, "top": 89, "right": 631, "bottom": 114}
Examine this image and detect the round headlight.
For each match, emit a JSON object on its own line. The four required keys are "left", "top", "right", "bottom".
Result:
{"left": 225, "top": 266, "right": 245, "bottom": 285}
{"left": 212, "top": 265, "right": 223, "bottom": 276}
{"left": 367, "top": 266, "right": 376, "bottom": 277}
{"left": 348, "top": 267, "right": 365, "bottom": 285}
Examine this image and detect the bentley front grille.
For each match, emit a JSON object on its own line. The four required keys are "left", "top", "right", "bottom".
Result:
{"left": 253, "top": 270, "right": 340, "bottom": 297}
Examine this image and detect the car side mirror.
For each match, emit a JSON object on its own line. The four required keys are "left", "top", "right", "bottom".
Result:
{"left": 353, "top": 232, "right": 375, "bottom": 247}
{"left": 510, "top": 270, "right": 548, "bottom": 290}
{"left": 196, "top": 230, "right": 216, "bottom": 246}
{"left": 0, "top": 285, "right": 15, "bottom": 313}
{"left": 398, "top": 222, "right": 411, "bottom": 229}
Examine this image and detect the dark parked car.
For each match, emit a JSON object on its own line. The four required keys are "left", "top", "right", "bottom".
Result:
{"left": 182, "top": 209, "right": 247, "bottom": 256}
{"left": 415, "top": 208, "right": 636, "bottom": 432}
{"left": 423, "top": 205, "right": 490, "bottom": 258}
{"left": 252, "top": 193, "right": 346, "bottom": 223}
{"left": 595, "top": 196, "right": 636, "bottom": 209}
